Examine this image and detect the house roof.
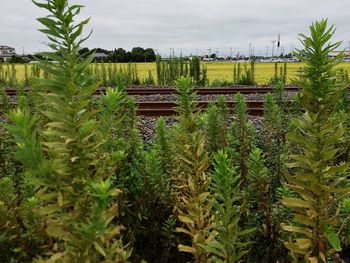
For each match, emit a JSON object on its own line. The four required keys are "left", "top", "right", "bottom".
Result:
{"left": 95, "top": 52, "right": 108, "bottom": 58}
{"left": 0, "top": 54, "right": 15, "bottom": 58}
{"left": 0, "top": 45, "right": 15, "bottom": 49}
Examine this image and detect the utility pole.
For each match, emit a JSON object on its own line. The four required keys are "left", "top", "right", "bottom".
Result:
{"left": 249, "top": 43, "right": 252, "bottom": 60}
{"left": 271, "top": 40, "right": 276, "bottom": 58}
{"left": 229, "top": 47, "right": 233, "bottom": 60}
{"left": 180, "top": 49, "right": 183, "bottom": 58}
{"left": 216, "top": 48, "right": 219, "bottom": 60}
{"left": 266, "top": 46, "right": 269, "bottom": 57}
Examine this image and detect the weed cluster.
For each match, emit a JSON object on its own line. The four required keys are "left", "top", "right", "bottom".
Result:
{"left": 1, "top": 1, "right": 350, "bottom": 262}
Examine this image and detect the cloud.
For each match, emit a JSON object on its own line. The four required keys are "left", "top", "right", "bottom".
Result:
{"left": 1, "top": 0, "right": 349, "bottom": 56}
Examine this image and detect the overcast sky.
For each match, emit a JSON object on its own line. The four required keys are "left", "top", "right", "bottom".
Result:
{"left": 1, "top": 0, "right": 349, "bottom": 57}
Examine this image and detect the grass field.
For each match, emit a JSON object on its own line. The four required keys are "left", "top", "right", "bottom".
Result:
{"left": 5, "top": 61, "right": 350, "bottom": 85}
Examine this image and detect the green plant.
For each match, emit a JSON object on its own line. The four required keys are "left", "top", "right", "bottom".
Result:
{"left": 210, "top": 79, "right": 233, "bottom": 87}
{"left": 270, "top": 62, "right": 288, "bottom": 85}
{"left": 1, "top": 0, "right": 131, "bottom": 261}
{"left": 338, "top": 198, "right": 350, "bottom": 248}
{"left": 233, "top": 61, "right": 255, "bottom": 85}
{"left": 169, "top": 77, "right": 213, "bottom": 262}
{"left": 282, "top": 19, "right": 350, "bottom": 262}
{"left": 244, "top": 148, "right": 290, "bottom": 262}
{"left": 190, "top": 56, "right": 201, "bottom": 86}
{"left": 263, "top": 89, "right": 288, "bottom": 183}
{"left": 204, "top": 96, "right": 229, "bottom": 156}
{"left": 174, "top": 76, "right": 198, "bottom": 132}
{"left": 217, "top": 95, "right": 229, "bottom": 147}
{"left": 205, "top": 102, "right": 221, "bottom": 155}
{"left": 0, "top": 86, "right": 9, "bottom": 113}
{"left": 229, "top": 93, "right": 256, "bottom": 182}
{"left": 154, "top": 117, "right": 173, "bottom": 174}
{"left": 144, "top": 70, "right": 155, "bottom": 85}
{"left": 175, "top": 131, "right": 213, "bottom": 262}
{"left": 156, "top": 56, "right": 208, "bottom": 86}
{"left": 203, "top": 150, "right": 254, "bottom": 262}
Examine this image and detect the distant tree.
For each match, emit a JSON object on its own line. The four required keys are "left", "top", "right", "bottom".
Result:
{"left": 71, "top": 47, "right": 157, "bottom": 63}
{"left": 114, "top": 48, "right": 128, "bottom": 62}
{"left": 126, "top": 51, "right": 132, "bottom": 62}
{"left": 210, "top": 53, "right": 216, "bottom": 59}
{"left": 94, "top": 47, "right": 109, "bottom": 54}
{"left": 144, "top": 48, "right": 156, "bottom": 62}
{"left": 131, "top": 47, "right": 146, "bottom": 62}
{"left": 9, "top": 55, "right": 27, "bottom": 63}
{"left": 78, "top": 47, "right": 90, "bottom": 56}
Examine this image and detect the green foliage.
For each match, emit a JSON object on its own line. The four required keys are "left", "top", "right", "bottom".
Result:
{"left": 205, "top": 103, "right": 221, "bottom": 154}
{"left": 3, "top": 2, "right": 350, "bottom": 262}
{"left": 244, "top": 148, "right": 290, "bottom": 262}
{"left": 334, "top": 68, "right": 350, "bottom": 112}
{"left": 0, "top": 63, "right": 5, "bottom": 85}
{"left": 282, "top": 19, "right": 350, "bottom": 262}
{"left": 174, "top": 76, "right": 199, "bottom": 133}
{"left": 156, "top": 56, "right": 207, "bottom": 86}
{"left": 156, "top": 56, "right": 187, "bottom": 86}
{"left": 217, "top": 95, "right": 230, "bottom": 147}
{"left": 263, "top": 83, "right": 289, "bottom": 183}
{"left": 1, "top": 0, "right": 131, "bottom": 261}
{"left": 127, "top": 148, "right": 177, "bottom": 263}
{"left": 154, "top": 117, "right": 173, "bottom": 174}
{"left": 175, "top": 132, "right": 213, "bottom": 262}
{"left": 338, "top": 198, "right": 350, "bottom": 247}
{"left": 210, "top": 79, "right": 233, "bottom": 87}
{"left": 203, "top": 150, "right": 254, "bottom": 262}
{"left": 270, "top": 62, "right": 287, "bottom": 84}
{"left": 229, "top": 93, "right": 256, "bottom": 183}
{"left": 233, "top": 61, "right": 256, "bottom": 85}
{"left": 204, "top": 97, "right": 229, "bottom": 155}
{"left": 91, "top": 62, "right": 141, "bottom": 87}
{"left": 0, "top": 86, "right": 9, "bottom": 112}
{"left": 144, "top": 70, "right": 155, "bottom": 85}
{"left": 169, "top": 77, "right": 213, "bottom": 262}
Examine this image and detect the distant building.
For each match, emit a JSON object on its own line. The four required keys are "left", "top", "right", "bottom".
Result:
{"left": 0, "top": 45, "right": 16, "bottom": 62}
{"left": 329, "top": 49, "right": 350, "bottom": 61}
{"left": 94, "top": 52, "right": 109, "bottom": 59}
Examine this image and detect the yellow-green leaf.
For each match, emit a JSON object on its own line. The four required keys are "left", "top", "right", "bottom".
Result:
{"left": 178, "top": 215, "right": 195, "bottom": 225}
{"left": 282, "top": 197, "right": 314, "bottom": 209}
{"left": 178, "top": 244, "right": 196, "bottom": 254}
{"left": 93, "top": 241, "right": 106, "bottom": 257}
{"left": 57, "top": 191, "right": 63, "bottom": 207}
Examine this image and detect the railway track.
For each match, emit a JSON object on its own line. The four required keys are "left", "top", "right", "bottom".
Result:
{"left": 3, "top": 86, "right": 299, "bottom": 96}
{"left": 3, "top": 86, "right": 289, "bottom": 116}
{"left": 137, "top": 101, "right": 264, "bottom": 116}
{"left": 121, "top": 86, "right": 298, "bottom": 95}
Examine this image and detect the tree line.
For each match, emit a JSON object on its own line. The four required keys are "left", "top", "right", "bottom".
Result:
{"left": 1, "top": 47, "right": 156, "bottom": 64}
{"left": 78, "top": 47, "right": 157, "bottom": 63}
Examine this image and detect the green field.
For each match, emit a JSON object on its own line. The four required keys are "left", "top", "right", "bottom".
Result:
{"left": 5, "top": 61, "right": 350, "bottom": 85}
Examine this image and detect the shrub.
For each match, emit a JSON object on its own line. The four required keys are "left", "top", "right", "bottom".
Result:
{"left": 1, "top": 0, "right": 131, "bottom": 261}
{"left": 282, "top": 19, "right": 350, "bottom": 262}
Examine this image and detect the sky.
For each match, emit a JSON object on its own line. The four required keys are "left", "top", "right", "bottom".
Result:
{"left": 1, "top": 0, "right": 350, "bottom": 57}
